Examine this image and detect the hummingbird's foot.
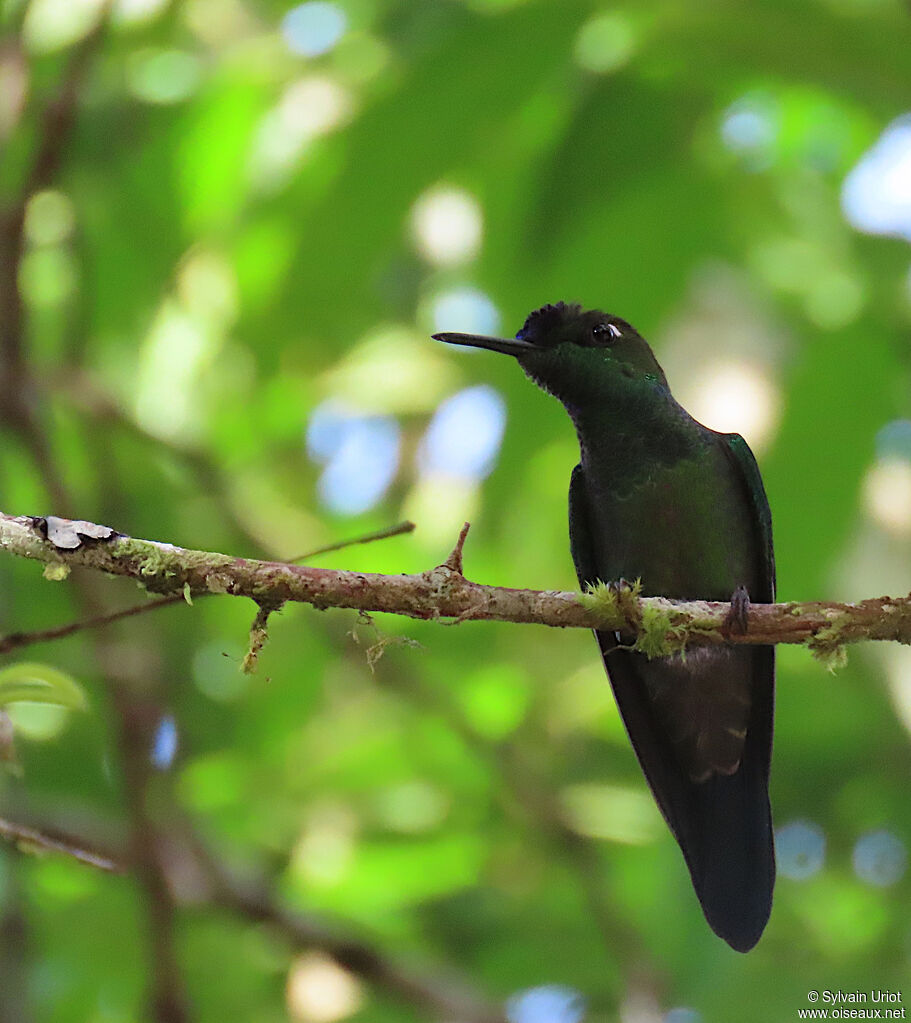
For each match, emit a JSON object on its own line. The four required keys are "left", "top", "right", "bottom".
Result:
{"left": 724, "top": 584, "right": 751, "bottom": 635}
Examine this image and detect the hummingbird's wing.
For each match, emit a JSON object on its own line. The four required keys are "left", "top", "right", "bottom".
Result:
{"left": 720, "top": 432, "right": 776, "bottom": 601}
{"left": 568, "top": 461, "right": 775, "bottom": 952}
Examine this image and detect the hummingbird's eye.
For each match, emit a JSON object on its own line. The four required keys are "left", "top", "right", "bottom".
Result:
{"left": 590, "top": 322, "right": 622, "bottom": 344}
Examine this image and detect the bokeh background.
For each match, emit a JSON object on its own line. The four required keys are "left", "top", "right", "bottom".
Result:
{"left": 1, "top": 0, "right": 910, "bottom": 1020}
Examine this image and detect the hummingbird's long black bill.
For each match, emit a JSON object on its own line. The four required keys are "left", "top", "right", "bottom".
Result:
{"left": 432, "top": 332, "right": 537, "bottom": 356}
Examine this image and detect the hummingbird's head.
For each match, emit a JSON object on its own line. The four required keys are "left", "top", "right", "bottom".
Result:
{"left": 433, "top": 301, "right": 668, "bottom": 408}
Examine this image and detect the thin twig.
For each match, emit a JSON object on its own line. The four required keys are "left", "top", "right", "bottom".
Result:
{"left": 0, "top": 817, "right": 123, "bottom": 873}
{"left": 0, "top": 594, "right": 184, "bottom": 654}
{"left": 289, "top": 520, "right": 415, "bottom": 562}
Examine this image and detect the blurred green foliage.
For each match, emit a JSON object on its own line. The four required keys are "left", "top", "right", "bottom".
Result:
{"left": 1, "top": 0, "right": 910, "bottom": 1021}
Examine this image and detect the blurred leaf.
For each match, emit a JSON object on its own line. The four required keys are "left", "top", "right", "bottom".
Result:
{"left": 0, "top": 662, "right": 88, "bottom": 711}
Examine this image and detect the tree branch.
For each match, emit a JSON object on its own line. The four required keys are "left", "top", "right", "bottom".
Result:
{"left": 0, "top": 510, "right": 909, "bottom": 658}
{"left": 0, "top": 519, "right": 416, "bottom": 654}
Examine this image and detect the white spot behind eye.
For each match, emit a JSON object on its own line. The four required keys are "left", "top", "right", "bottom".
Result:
{"left": 607, "top": 323, "right": 622, "bottom": 338}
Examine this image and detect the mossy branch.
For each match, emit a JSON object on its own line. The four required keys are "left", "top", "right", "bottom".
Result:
{"left": 1, "top": 511, "right": 910, "bottom": 662}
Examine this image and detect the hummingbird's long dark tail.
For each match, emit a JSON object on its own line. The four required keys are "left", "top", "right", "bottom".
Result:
{"left": 600, "top": 638, "right": 775, "bottom": 952}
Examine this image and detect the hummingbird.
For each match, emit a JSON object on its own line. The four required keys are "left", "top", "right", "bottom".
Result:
{"left": 434, "top": 302, "right": 775, "bottom": 952}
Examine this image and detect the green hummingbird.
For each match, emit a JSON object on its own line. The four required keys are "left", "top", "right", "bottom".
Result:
{"left": 434, "top": 302, "right": 775, "bottom": 952}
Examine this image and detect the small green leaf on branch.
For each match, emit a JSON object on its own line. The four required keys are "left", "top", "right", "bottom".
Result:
{"left": 0, "top": 662, "right": 88, "bottom": 710}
